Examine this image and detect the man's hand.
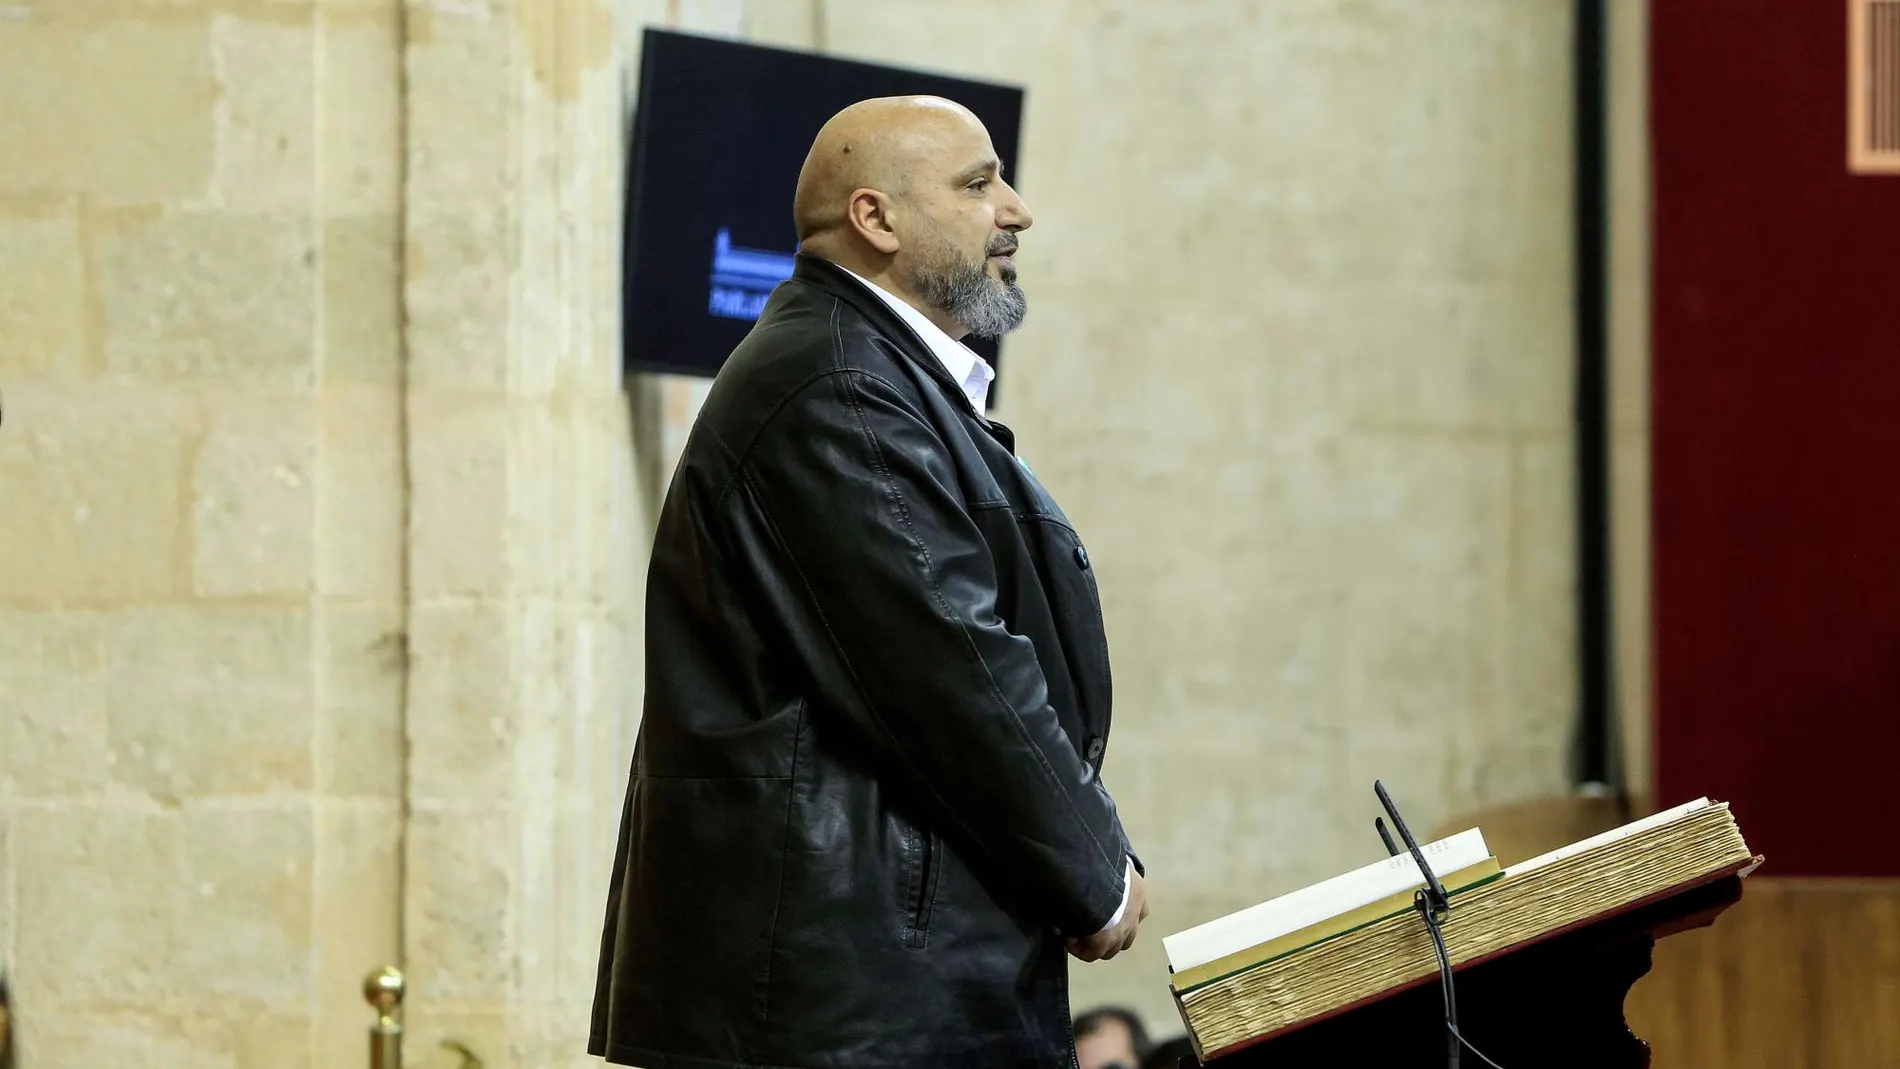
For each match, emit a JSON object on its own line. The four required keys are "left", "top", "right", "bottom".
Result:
{"left": 1066, "top": 869, "right": 1148, "bottom": 962}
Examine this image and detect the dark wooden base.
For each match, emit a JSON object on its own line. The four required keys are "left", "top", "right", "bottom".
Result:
{"left": 1183, "top": 875, "right": 1745, "bottom": 1069}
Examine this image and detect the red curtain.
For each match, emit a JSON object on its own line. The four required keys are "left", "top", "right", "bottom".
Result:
{"left": 1652, "top": 0, "right": 1900, "bottom": 876}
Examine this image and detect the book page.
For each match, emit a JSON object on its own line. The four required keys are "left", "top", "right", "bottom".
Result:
{"left": 1503, "top": 797, "right": 1711, "bottom": 877}
{"left": 1163, "top": 828, "right": 1491, "bottom": 973}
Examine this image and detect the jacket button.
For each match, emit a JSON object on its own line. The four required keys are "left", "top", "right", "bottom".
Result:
{"left": 1074, "top": 544, "right": 1090, "bottom": 570}
{"left": 1085, "top": 737, "right": 1105, "bottom": 761}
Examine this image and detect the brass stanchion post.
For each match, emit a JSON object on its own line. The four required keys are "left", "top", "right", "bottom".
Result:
{"left": 0, "top": 973, "right": 16, "bottom": 1069}
{"left": 363, "top": 966, "right": 405, "bottom": 1069}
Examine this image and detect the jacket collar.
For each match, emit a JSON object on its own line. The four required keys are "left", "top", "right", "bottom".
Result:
{"left": 790, "top": 254, "right": 973, "bottom": 406}
{"left": 833, "top": 263, "right": 994, "bottom": 414}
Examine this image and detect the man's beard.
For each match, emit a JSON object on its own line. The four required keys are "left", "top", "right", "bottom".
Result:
{"left": 905, "top": 229, "right": 1027, "bottom": 339}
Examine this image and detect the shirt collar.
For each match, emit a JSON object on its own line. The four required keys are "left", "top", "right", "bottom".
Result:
{"left": 834, "top": 264, "right": 994, "bottom": 413}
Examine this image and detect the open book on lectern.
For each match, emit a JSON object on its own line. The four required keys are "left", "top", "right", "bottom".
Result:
{"left": 1164, "top": 797, "right": 1759, "bottom": 1062}
{"left": 1164, "top": 828, "right": 1503, "bottom": 991}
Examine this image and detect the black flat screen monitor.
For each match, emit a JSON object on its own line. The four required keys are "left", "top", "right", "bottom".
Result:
{"left": 622, "top": 29, "right": 1025, "bottom": 392}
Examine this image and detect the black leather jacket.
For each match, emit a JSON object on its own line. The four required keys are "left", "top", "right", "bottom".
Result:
{"left": 590, "top": 256, "right": 1138, "bottom": 1069}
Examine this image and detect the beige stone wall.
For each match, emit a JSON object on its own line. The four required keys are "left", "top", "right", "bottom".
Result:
{"left": 1, "top": 0, "right": 1578, "bottom": 1064}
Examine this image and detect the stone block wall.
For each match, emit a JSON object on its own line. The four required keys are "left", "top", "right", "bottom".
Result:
{"left": 0, "top": 4, "right": 410, "bottom": 1065}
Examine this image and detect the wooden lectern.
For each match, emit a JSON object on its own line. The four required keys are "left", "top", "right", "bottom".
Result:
{"left": 1183, "top": 873, "right": 1747, "bottom": 1069}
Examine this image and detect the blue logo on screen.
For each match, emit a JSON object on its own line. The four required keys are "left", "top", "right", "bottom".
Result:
{"left": 708, "top": 229, "right": 795, "bottom": 321}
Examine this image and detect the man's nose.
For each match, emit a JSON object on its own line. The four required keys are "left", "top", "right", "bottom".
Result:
{"left": 997, "top": 180, "right": 1034, "bottom": 232}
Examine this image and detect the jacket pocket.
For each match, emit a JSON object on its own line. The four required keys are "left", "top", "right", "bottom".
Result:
{"left": 898, "top": 818, "right": 941, "bottom": 948}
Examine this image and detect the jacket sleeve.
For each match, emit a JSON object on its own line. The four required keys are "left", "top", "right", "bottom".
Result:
{"left": 736, "top": 367, "right": 1129, "bottom": 936}
{"left": 1099, "top": 778, "right": 1144, "bottom": 878}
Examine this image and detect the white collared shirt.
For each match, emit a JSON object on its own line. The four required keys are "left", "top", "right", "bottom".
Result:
{"left": 835, "top": 262, "right": 1135, "bottom": 936}
{"left": 836, "top": 265, "right": 995, "bottom": 413}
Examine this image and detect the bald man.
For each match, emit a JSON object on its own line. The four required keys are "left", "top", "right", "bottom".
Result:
{"left": 590, "top": 96, "right": 1147, "bottom": 1069}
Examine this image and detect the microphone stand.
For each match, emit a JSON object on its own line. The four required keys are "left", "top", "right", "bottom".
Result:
{"left": 1373, "top": 780, "right": 1460, "bottom": 1069}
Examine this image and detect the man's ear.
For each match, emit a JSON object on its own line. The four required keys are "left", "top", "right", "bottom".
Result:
{"left": 846, "top": 189, "right": 902, "bottom": 255}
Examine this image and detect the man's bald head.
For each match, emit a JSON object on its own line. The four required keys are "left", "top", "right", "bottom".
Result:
{"left": 792, "top": 95, "right": 1034, "bottom": 340}
{"left": 793, "top": 96, "right": 983, "bottom": 244}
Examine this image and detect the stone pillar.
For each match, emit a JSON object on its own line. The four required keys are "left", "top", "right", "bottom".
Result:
{"left": 1608, "top": 0, "right": 1653, "bottom": 817}
{"left": 398, "top": 0, "right": 643, "bottom": 1064}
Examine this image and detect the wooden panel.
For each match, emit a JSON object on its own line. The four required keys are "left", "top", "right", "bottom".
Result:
{"left": 1851, "top": 0, "right": 1900, "bottom": 172}
{"left": 1431, "top": 799, "right": 1900, "bottom": 1067}
{"left": 1627, "top": 878, "right": 1900, "bottom": 1069}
